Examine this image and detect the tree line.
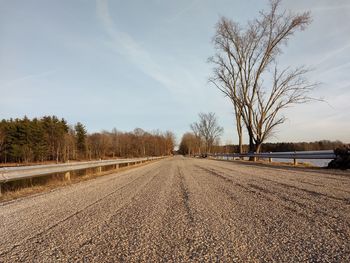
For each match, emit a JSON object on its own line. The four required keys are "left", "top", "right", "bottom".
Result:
{"left": 179, "top": 138, "right": 345, "bottom": 156}
{"left": 210, "top": 140, "right": 345, "bottom": 154}
{"left": 0, "top": 116, "right": 175, "bottom": 163}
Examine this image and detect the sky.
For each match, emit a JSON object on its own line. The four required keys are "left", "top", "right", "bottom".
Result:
{"left": 1, "top": 0, "right": 349, "bottom": 145}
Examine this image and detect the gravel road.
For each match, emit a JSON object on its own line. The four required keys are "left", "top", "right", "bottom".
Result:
{"left": 1, "top": 156, "right": 349, "bottom": 262}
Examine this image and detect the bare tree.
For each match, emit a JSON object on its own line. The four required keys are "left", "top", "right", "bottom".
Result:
{"left": 0, "top": 127, "right": 5, "bottom": 160}
{"left": 134, "top": 128, "right": 146, "bottom": 156}
{"left": 210, "top": 0, "right": 313, "bottom": 153}
{"left": 209, "top": 53, "right": 244, "bottom": 153}
{"left": 179, "top": 132, "right": 199, "bottom": 155}
{"left": 190, "top": 121, "right": 203, "bottom": 154}
{"left": 191, "top": 112, "right": 223, "bottom": 154}
{"left": 253, "top": 66, "right": 315, "bottom": 152}
{"left": 164, "top": 131, "right": 176, "bottom": 155}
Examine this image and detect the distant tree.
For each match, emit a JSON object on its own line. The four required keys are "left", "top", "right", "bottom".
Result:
{"left": 63, "top": 127, "right": 76, "bottom": 161}
{"left": 189, "top": 121, "right": 203, "bottom": 154}
{"left": 191, "top": 112, "right": 223, "bottom": 154}
{"left": 88, "top": 131, "right": 111, "bottom": 159}
{"left": 179, "top": 132, "right": 198, "bottom": 155}
{"left": 30, "top": 118, "right": 47, "bottom": 162}
{"left": 164, "top": 131, "right": 176, "bottom": 155}
{"left": 134, "top": 128, "right": 146, "bottom": 156}
{"left": 0, "top": 125, "right": 5, "bottom": 159}
{"left": 111, "top": 128, "right": 120, "bottom": 157}
{"left": 42, "top": 116, "right": 69, "bottom": 162}
{"left": 75, "top": 122, "right": 87, "bottom": 159}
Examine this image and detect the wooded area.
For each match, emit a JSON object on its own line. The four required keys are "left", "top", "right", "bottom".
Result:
{"left": 0, "top": 116, "right": 175, "bottom": 163}
{"left": 179, "top": 135, "right": 344, "bottom": 155}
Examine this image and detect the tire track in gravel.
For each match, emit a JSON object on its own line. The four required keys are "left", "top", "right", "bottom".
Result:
{"left": 63, "top": 159, "right": 176, "bottom": 262}
{"left": 198, "top": 163, "right": 350, "bottom": 210}
{"left": 196, "top": 164, "right": 350, "bottom": 228}
{"left": 153, "top": 165, "right": 198, "bottom": 262}
{"left": 0, "top": 162, "right": 164, "bottom": 262}
{"left": 177, "top": 160, "right": 239, "bottom": 262}
{"left": 208, "top": 161, "right": 350, "bottom": 196}
{"left": 0, "top": 161, "right": 162, "bottom": 252}
{"left": 1, "top": 157, "right": 349, "bottom": 262}
{"left": 192, "top": 159, "right": 350, "bottom": 262}
{"left": 178, "top": 167, "right": 195, "bottom": 224}
{"left": 186, "top": 163, "right": 267, "bottom": 262}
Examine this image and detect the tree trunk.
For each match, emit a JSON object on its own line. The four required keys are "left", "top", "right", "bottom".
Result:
{"left": 247, "top": 127, "right": 255, "bottom": 160}
{"left": 238, "top": 133, "right": 243, "bottom": 153}
{"left": 255, "top": 142, "right": 262, "bottom": 153}
{"left": 238, "top": 133, "right": 243, "bottom": 160}
{"left": 235, "top": 108, "right": 243, "bottom": 154}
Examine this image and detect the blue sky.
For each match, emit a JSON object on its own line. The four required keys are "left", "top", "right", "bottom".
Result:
{"left": 1, "top": 0, "right": 349, "bottom": 144}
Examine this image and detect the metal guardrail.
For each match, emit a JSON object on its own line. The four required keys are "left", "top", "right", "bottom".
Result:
{"left": 210, "top": 151, "right": 336, "bottom": 159}
{"left": 208, "top": 151, "right": 336, "bottom": 165}
{"left": 0, "top": 157, "right": 164, "bottom": 184}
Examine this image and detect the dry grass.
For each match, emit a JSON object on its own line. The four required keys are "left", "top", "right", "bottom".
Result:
{"left": 0, "top": 158, "right": 130, "bottom": 168}
{"left": 254, "top": 159, "right": 315, "bottom": 167}
{"left": 209, "top": 157, "right": 319, "bottom": 169}
{"left": 0, "top": 160, "right": 157, "bottom": 203}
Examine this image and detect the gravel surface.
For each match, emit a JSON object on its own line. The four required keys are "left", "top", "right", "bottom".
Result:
{"left": 1, "top": 156, "right": 349, "bottom": 262}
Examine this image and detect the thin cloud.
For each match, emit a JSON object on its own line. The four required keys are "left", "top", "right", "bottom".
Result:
{"left": 4, "top": 70, "right": 56, "bottom": 87}
{"left": 96, "top": 0, "right": 187, "bottom": 94}
{"left": 313, "top": 42, "right": 350, "bottom": 67}
{"left": 167, "top": 0, "right": 201, "bottom": 23}
{"left": 291, "top": 2, "right": 350, "bottom": 13}
{"left": 312, "top": 4, "right": 350, "bottom": 12}
{"left": 318, "top": 61, "right": 350, "bottom": 76}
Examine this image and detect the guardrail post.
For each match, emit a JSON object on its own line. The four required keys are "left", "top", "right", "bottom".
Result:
{"left": 293, "top": 158, "right": 298, "bottom": 166}
{"left": 269, "top": 153, "right": 272, "bottom": 163}
{"left": 64, "top": 171, "right": 71, "bottom": 181}
{"left": 97, "top": 166, "right": 102, "bottom": 173}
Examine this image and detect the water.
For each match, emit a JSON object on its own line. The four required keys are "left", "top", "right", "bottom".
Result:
{"left": 264, "top": 150, "right": 333, "bottom": 167}
{"left": 223, "top": 150, "right": 334, "bottom": 167}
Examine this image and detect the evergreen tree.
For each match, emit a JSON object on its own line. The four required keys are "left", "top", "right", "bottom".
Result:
{"left": 75, "top": 122, "right": 87, "bottom": 158}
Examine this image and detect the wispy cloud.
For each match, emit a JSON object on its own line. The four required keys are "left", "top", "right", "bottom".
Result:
{"left": 318, "top": 61, "right": 350, "bottom": 76}
{"left": 314, "top": 42, "right": 350, "bottom": 67}
{"left": 166, "top": 0, "right": 201, "bottom": 23}
{"left": 312, "top": 3, "right": 350, "bottom": 12}
{"left": 4, "top": 70, "right": 56, "bottom": 87}
{"left": 291, "top": 2, "right": 350, "bottom": 13}
{"left": 96, "top": 0, "right": 189, "bottom": 94}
